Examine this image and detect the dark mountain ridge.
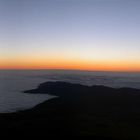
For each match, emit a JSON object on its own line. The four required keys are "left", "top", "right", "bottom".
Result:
{"left": 0, "top": 81, "right": 140, "bottom": 139}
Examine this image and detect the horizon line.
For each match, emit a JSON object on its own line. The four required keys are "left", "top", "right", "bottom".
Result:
{"left": 0, "top": 68, "right": 140, "bottom": 73}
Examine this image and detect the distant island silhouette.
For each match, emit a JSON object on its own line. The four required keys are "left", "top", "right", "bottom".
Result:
{"left": 0, "top": 81, "right": 140, "bottom": 139}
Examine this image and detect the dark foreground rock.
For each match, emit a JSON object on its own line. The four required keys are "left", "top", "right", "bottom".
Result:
{"left": 0, "top": 81, "right": 140, "bottom": 139}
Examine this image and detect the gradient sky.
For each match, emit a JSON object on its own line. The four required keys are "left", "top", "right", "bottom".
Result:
{"left": 0, "top": 0, "right": 140, "bottom": 71}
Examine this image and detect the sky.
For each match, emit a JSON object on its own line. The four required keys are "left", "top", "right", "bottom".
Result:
{"left": 0, "top": 0, "right": 140, "bottom": 71}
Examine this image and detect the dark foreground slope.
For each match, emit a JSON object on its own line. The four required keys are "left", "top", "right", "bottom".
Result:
{"left": 0, "top": 82, "right": 140, "bottom": 139}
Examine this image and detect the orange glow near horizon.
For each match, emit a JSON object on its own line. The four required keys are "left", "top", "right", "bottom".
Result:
{"left": 0, "top": 58, "right": 140, "bottom": 72}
